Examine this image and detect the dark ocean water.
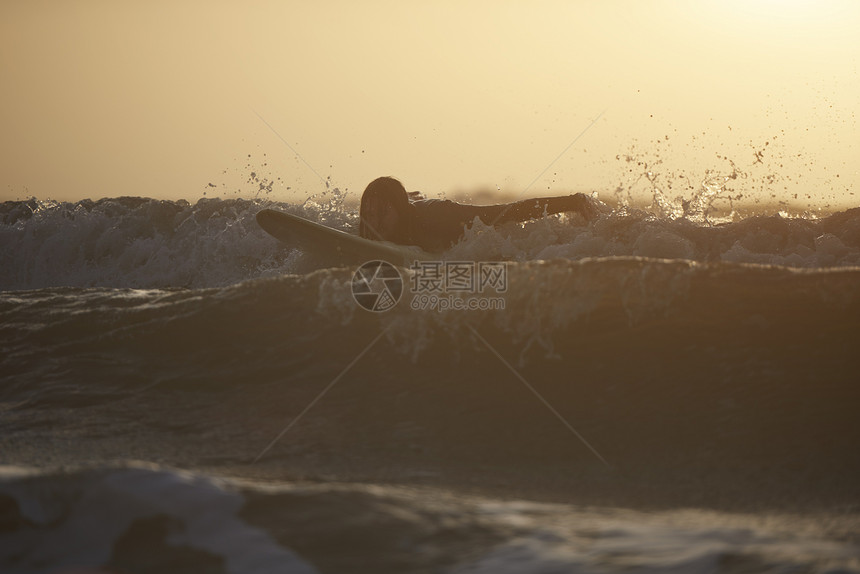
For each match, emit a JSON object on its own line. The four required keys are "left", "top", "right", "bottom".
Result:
{"left": 1, "top": 196, "right": 859, "bottom": 573}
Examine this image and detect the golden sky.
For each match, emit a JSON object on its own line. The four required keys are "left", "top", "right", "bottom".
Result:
{"left": 1, "top": 1, "right": 858, "bottom": 211}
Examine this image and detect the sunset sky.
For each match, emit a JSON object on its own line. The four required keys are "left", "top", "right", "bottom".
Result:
{"left": 2, "top": 1, "right": 858, "bottom": 210}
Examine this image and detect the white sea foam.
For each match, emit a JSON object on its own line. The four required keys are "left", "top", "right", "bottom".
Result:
{"left": 2, "top": 465, "right": 857, "bottom": 574}
{"left": 1, "top": 197, "right": 859, "bottom": 292}
{"left": 0, "top": 463, "right": 316, "bottom": 574}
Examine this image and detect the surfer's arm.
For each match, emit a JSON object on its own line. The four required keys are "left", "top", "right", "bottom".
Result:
{"left": 477, "top": 193, "right": 600, "bottom": 225}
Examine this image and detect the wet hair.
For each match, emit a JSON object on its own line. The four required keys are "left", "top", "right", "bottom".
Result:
{"left": 359, "top": 176, "right": 411, "bottom": 242}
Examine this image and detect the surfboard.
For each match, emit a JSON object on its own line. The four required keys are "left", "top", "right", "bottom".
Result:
{"left": 256, "top": 208, "right": 428, "bottom": 267}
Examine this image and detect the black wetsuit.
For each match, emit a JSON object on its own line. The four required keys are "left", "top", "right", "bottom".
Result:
{"left": 407, "top": 199, "right": 484, "bottom": 252}
{"left": 405, "top": 195, "right": 594, "bottom": 252}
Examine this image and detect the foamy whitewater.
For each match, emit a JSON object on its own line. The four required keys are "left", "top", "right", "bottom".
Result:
{"left": 2, "top": 195, "right": 860, "bottom": 290}
{"left": 1, "top": 193, "right": 859, "bottom": 573}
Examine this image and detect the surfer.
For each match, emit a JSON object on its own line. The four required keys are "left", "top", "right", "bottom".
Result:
{"left": 359, "top": 176, "right": 603, "bottom": 252}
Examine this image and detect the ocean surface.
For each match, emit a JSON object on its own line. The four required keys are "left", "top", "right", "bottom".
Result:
{"left": 1, "top": 193, "right": 859, "bottom": 573}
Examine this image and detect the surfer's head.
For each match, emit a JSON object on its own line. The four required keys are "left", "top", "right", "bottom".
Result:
{"left": 359, "top": 176, "right": 411, "bottom": 243}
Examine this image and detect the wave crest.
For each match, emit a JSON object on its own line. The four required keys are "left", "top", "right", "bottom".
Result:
{"left": 1, "top": 196, "right": 858, "bottom": 291}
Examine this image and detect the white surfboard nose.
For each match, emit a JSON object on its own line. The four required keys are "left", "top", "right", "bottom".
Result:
{"left": 256, "top": 208, "right": 428, "bottom": 270}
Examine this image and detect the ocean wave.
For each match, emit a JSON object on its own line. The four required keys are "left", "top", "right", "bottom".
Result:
{"left": 0, "top": 464, "right": 315, "bottom": 574}
{"left": 1, "top": 464, "right": 857, "bottom": 574}
{"left": 1, "top": 259, "right": 858, "bottom": 522}
{"left": 2, "top": 258, "right": 858, "bottom": 385}
{"left": 0, "top": 196, "right": 353, "bottom": 291}
{"left": 1, "top": 196, "right": 859, "bottom": 291}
